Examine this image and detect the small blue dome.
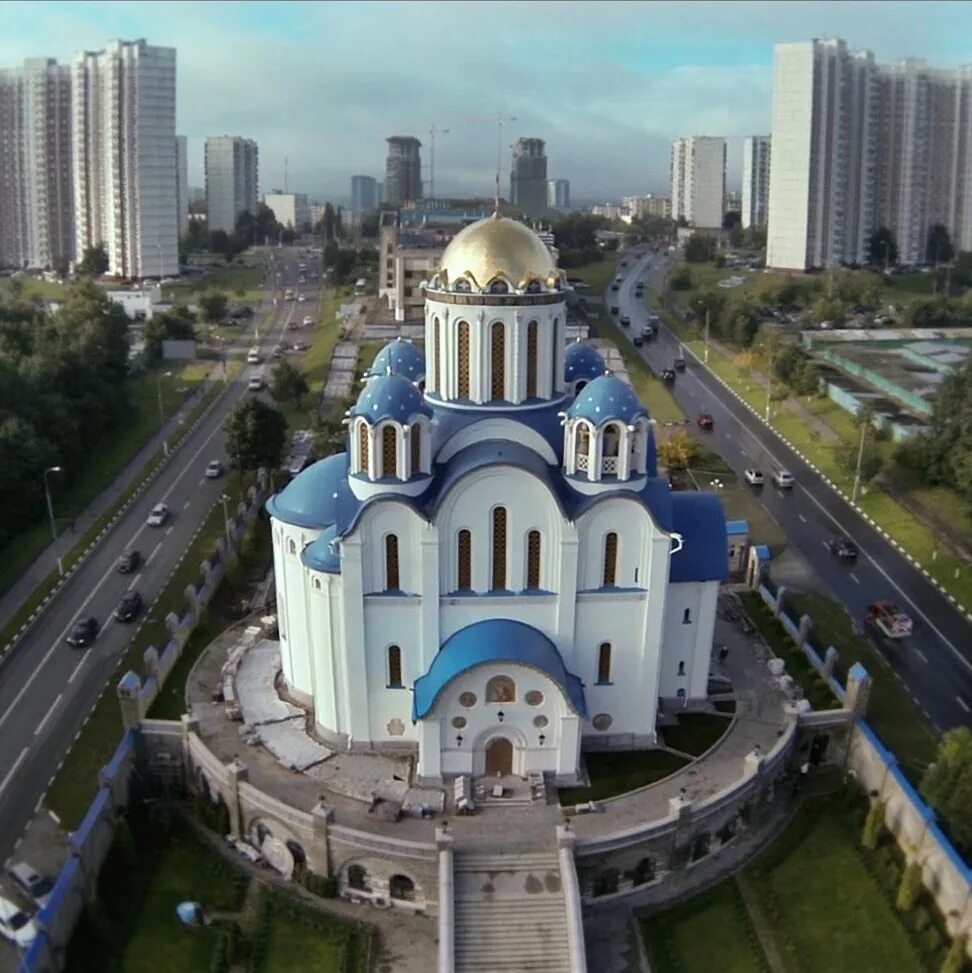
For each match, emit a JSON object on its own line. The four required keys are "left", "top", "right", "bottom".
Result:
{"left": 350, "top": 373, "right": 432, "bottom": 424}
{"left": 567, "top": 374, "right": 648, "bottom": 427}
{"left": 301, "top": 525, "right": 342, "bottom": 573}
{"left": 365, "top": 338, "right": 426, "bottom": 382}
{"left": 266, "top": 453, "right": 354, "bottom": 529}
{"left": 564, "top": 341, "right": 606, "bottom": 384}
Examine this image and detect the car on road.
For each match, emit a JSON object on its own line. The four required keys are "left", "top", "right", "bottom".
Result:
{"left": 114, "top": 591, "right": 143, "bottom": 623}
{"left": 116, "top": 550, "right": 141, "bottom": 574}
{"left": 772, "top": 470, "right": 794, "bottom": 489}
{"left": 611, "top": 282, "right": 620, "bottom": 291}
{"left": 292, "top": 340, "right": 308, "bottom": 351}
{"left": 619, "top": 260, "right": 628, "bottom": 268}
{"left": 661, "top": 368, "right": 676, "bottom": 383}
{"left": 302, "top": 314, "right": 313, "bottom": 326}
{"left": 0, "top": 894, "right": 37, "bottom": 949}
{"left": 640, "top": 325, "right": 655, "bottom": 339}
{"left": 828, "top": 536, "right": 859, "bottom": 561}
{"left": 246, "top": 348, "right": 261, "bottom": 365}
{"left": 620, "top": 315, "right": 631, "bottom": 327}
{"left": 271, "top": 346, "right": 284, "bottom": 359}
{"left": 744, "top": 469, "right": 765, "bottom": 487}
{"left": 674, "top": 357, "right": 686, "bottom": 372}
{"left": 205, "top": 459, "right": 224, "bottom": 479}
{"left": 867, "top": 600, "right": 914, "bottom": 639}
{"left": 633, "top": 335, "right": 644, "bottom": 347}
{"left": 697, "top": 413, "right": 714, "bottom": 430}
{"left": 297, "top": 293, "right": 307, "bottom": 302}
{"left": 66, "top": 616, "right": 99, "bottom": 648}
{"left": 610, "top": 306, "right": 619, "bottom": 315}
{"left": 8, "top": 863, "right": 53, "bottom": 910}
{"left": 147, "top": 503, "right": 170, "bottom": 527}
{"left": 247, "top": 375, "right": 265, "bottom": 392}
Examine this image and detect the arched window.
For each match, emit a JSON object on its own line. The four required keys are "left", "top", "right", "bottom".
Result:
{"left": 603, "top": 532, "right": 618, "bottom": 587}
{"left": 457, "top": 321, "right": 470, "bottom": 398}
{"left": 389, "top": 874, "right": 416, "bottom": 900}
{"left": 410, "top": 425, "right": 421, "bottom": 475}
{"left": 454, "top": 278, "right": 471, "bottom": 293}
{"left": 288, "top": 538, "right": 297, "bottom": 555}
{"left": 347, "top": 864, "right": 369, "bottom": 891}
{"left": 526, "top": 321, "right": 538, "bottom": 398}
{"left": 488, "top": 278, "right": 509, "bottom": 294}
{"left": 490, "top": 322, "right": 506, "bottom": 400}
{"left": 603, "top": 422, "right": 621, "bottom": 457}
{"left": 683, "top": 608, "right": 692, "bottom": 624}
{"left": 432, "top": 317, "right": 440, "bottom": 392}
{"left": 387, "top": 644, "right": 402, "bottom": 687}
{"left": 491, "top": 506, "right": 507, "bottom": 590}
{"left": 358, "top": 422, "right": 370, "bottom": 475}
{"left": 457, "top": 529, "right": 472, "bottom": 591}
{"left": 525, "top": 280, "right": 542, "bottom": 294}
{"left": 382, "top": 425, "right": 397, "bottom": 478}
{"left": 597, "top": 642, "right": 612, "bottom": 684}
{"left": 576, "top": 423, "right": 591, "bottom": 473}
{"left": 486, "top": 675, "right": 516, "bottom": 702}
{"left": 384, "top": 534, "right": 399, "bottom": 591}
{"left": 677, "top": 661, "right": 686, "bottom": 676}
{"left": 526, "top": 530, "right": 541, "bottom": 589}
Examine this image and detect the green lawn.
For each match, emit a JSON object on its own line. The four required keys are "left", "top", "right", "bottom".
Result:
{"left": 641, "top": 882, "right": 769, "bottom": 973}
{"left": 260, "top": 904, "right": 370, "bottom": 973}
{"left": 566, "top": 255, "right": 620, "bottom": 295}
{"left": 162, "top": 264, "right": 265, "bottom": 305}
{"left": 560, "top": 749, "right": 688, "bottom": 806}
{"left": 659, "top": 713, "right": 732, "bottom": 756}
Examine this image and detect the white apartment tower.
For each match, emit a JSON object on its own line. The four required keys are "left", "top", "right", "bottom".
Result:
{"left": 205, "top": 136, "right": 259, "bottom": 235}
{"left": 670, "top": 137, "right": 726, "bottom": 229}
{"left": 72, "top": 39, "right": 178, "bottom": 278}
{"left": 0, "top": 58, "right": 73, "bottom": 270}
{"left": 742, "top": 136, "right": 771, "bottom": 229}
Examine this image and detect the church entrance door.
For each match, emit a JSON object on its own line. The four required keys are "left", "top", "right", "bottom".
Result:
{"left": 484, "top": 737, "right": 513, "bottom": 776}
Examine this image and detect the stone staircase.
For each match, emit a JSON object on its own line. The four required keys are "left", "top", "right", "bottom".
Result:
{"left": 453, "top": 850, "right": 571, "bottom": 973}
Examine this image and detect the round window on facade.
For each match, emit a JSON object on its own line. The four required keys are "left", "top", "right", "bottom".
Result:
{"left": 592, "top": 713, "right": 613, "bottom": 732}
{"left": 525, "top": 690, "right": 544, "bottom": 706}
{"left": 459, "top": 692, "right": 477, "bottom": 708}
{"left": 452, "top": 716, "right": 467, "bottom": 729}
{"left": 533, "top": 715, "right": 548, "bottom": 728}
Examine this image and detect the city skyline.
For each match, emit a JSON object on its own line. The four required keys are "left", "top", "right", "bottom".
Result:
{"left": 2, "top": 0, "right": 971, "bottom": 204}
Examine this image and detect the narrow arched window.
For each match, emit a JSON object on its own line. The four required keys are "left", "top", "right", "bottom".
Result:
{"left": 526, "top": 530, "right": 541, "bottom": 589}
{"left": 382, "top": 425, "right": 397, "bottom": 478}
{"left": 358, "top": 422, "right": 370, "bottom": 475}
{"left": 603, "top": 532, "right": 618, "bottom": 587}
{"left": 410, "top": 425, "right": 421, "bottom": 475}
{"left": 603, "top": 422, "right": 621, "bottom": 457}
{"left": 490, "top": 322, "right": 506, "bottom": 400}
{"left": 597, "top": 642, "right": 612, "bottom": 684}
{"left": 457, "top": 321, "right": 470, "bottom": 398}
{"left": 384, "top": 534, "right": 399, "bottom": 591}
{"left": 387, "top": 645, "right": 402, "bottom": 687}
{"left": 527, "top": 321, "right": 538, "bottom": 398}
{"left": 491, "top": 506, "right": 507, "bottom": 590}
{"left": 457, "top": 529, "right": 472, "bottom": 591}
{"left": 432, "top": 317, "right": 440, "bottom": 392}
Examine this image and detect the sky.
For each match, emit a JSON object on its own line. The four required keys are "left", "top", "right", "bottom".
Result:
{"left": 3, "top": 0, "right": 972, "bottom": 205}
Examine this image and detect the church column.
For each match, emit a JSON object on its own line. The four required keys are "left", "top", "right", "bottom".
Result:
{"left": 418, "top": 524, "right": 440, "bottom": 671}
{"left": 554, "top": 532, "right": 579, "bottom": 653}
{"left": 512, "top": 310, "right": 524, "bottom": 404}
{"left": 564, "top": 423, "right": 576, "bottom": 476}
{"left": 641, "top": 530, "right": 672, "bottom": 731}
{"left": 418, "top": 717, "right": 443, "bottom": 785}
{"left": 472, "top": 310, "right": 486, "bottom": 404}
{"left": 619, "top": 426, "right": 633, "bottom": 480}
{"left": 588, "top": 427, "right": 602, "bottom": 482}
{"left": 338, "top": 536, "right": 371, "bottom": 743}
{"left": 312, "top": 574, "right": 340, "bottom": 734}
{"left": 557, "top": 713, "right": 581, "bottom": 779}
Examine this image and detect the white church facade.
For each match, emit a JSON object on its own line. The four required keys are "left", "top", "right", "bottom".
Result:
{"left": 267, "top": 215, "right": 727, "bottom": 786}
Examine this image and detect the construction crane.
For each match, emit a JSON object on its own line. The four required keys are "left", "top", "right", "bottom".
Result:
{"left": 427, "top": 123, "right": 450, "bottom": 201}
{"left": 424, "top": 114, "right": 517, "bottom": 203}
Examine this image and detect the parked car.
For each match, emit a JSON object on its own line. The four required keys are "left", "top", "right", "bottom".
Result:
{"left": 610, "top": 306, "right": 619, "bottom": 315}
{"left": 633, "top": 335, "right": 644, "bottom": 347}
{"left": 147, "top": 503, "right": 170, "bottom": 527}
{"left": 697, "top": 413, "right": 714, "bottom": 430}
{"left": 0, "top": 895, "right": 37, "bottom": 949}
{"left": 772, "top": 470, "right": 794, "bottom": 488}
{"left": 292, "top": 340, "right": 308, "bottom": 351}
{"left": 744, "top": 469, "right": 765, "bottom": 487}
{"left": 661, "top": 368, "right": 676, "bottom": 383}
{"left": 673, "top": 357, "right": 687, "bottom": 372}
{"left": 116, "top": 550, "right": 141, "bottom": 574}
{"left": 205, "top": 459, "right": 224, "bottom": 479}
{"left": 66, "top": 616, "right": 99, "bottom": 648}
{"left": 620, "top": 315, "right": 631, "bottom": 327}
{"left": 114, "top": 591, "right": 143, "bottom": 623}
{"left": 8, "top": 863, "right": 53, "bottom": 910}
{"left": 302, "top": 314, "right": 313, "bottom": 326}
{"left": 828, "top": 536, "right": 859, "bottom": 561}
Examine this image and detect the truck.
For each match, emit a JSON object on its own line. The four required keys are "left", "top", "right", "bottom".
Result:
{"left": 866, "top": 601, "right": 914, "bottom": 639}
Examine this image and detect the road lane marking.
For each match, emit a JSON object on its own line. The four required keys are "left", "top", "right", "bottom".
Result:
{"left": 913, "top": 649, "right": 928, "bottom": 664}
{"left": 0, "top": 747, "right": 29, "bottom": 799}
{"left": 165, "top": 526, "right": 173, "bottom": 536}
{"left": 68, "top": 655, "right": 88, "bottom": 685}
{"left": 821, "top": 541, "right": 831, "bottom": 551}
{"left": 849, "top": 572, "right": 860, "bottom": 584}
{"left": 798, "top": 513, "right": 807, "bottom": 523}
{"left": 957, "top": 696, "right": 970, "bottom": 713}
{"left": 34, "top": 693, "right": 62, "bottom": 736}
{"left": 146, "top": 541, "right": 163, "bottom": 564}
{"left": 127, "top": 574, "right": 140, "bottom": 591}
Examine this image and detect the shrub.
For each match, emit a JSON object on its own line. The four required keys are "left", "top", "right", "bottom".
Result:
{"left": 862, "top": 799, "right": 886, "bottom": 850}
{"left": 897, "top": 861, "right": 923, "bottom": 912}
{"left": 941, "top": 933, "right": 968, "bottom": 973}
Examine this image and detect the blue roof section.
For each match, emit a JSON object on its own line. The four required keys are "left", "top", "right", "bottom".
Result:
{"left": 754, "top": 544, "right": 772, "bottom": 560}
{"left": 351, "top": 373, "right": 432, "bottom": 424}
{"left": 669, "top": 492, "right": 729, "bottom": 583}
{"left": 567, "top": 374, "right": 649, "bottom": 427}
{"left": 301, "top": 524, "right": 341, "bottom": 573}
{"left": 564, "top": 341, "right": 606, "bottom": 384}
{"left": 413, "top": 618, "right": 587, "bottom": 720}
{"left": 726, "top": 519, "right": 749, "bottom": 536}
{"left": 848, "top": 661, "right": 870, "bottom": 682}
{"left": 266, "top": 452, "right": 358, "bottom": 530}
{"left": 365, "top": 338, "right": 426, "bottom": 382}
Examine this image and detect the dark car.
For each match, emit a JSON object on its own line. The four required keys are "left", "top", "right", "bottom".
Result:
{"left": 66, "top": 616, "right": 99, "bottom": 648}
{"left": 114, "top": 591, "right": 143, "bottom": 623}
{"left": 697, "top": 413, "right": 714, "bottom": 430}
{"left": 116, "top": 550, "right": 141, "bottom": 574}
{"left": 633, "top": 335, "right": 644, "bottom": 347}
{"left": 661, "top": 368, "right": 676, "bottom": 384}
{"left": 674, "top": 357, "right": 687, "bottom": 372}
{"left": 611, "top": 282, "right": 620, "bottom": 291}
{"left": 620, "top": 315, "right": 631, "bottom": 327}
{"left": 828, "top": 537, "right": 859, "bottom": 562}
{"left": 610, "top": 306, "right": 619, "bottom": 315}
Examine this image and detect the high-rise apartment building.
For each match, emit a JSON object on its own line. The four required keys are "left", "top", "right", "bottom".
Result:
{"left": 205, "top": 136, "right": 259, "bottom": 235}
{"left": 546, "top": 178, "right": 570, "bottom": 211}
{"left": 510, "top": 138, "right": 548, "bottom": 217}
{"left": 176, "top": 134, "right": 188, "bottom": 236}
{"left": 385, "top": 137, "right": 422, "bottom": 207}
{"left": 263, "top": 192, "right": 309, "bottom": 230}
{"left": 351, "top": 175, "right": 378, "bottom": 213}
{"left": 670, "top": 137, "right": 726, "bottom": 229}
{"left": 72, "top": 39, "right": 178, "bottom": 278}
{"left": 742, "top": 136, "right": 771, "bottom": 229}
{"left": 767, "top": 39, "right": 972, "bottom": 270}
{"left": 0, "top": 58, "right": 73, "bottom": 270}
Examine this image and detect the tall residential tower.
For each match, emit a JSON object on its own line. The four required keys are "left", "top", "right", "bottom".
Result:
{"left": 351, "top": 175, "right": 378, "bottom": 213}
{"left": 670, "top": 137, "right": 726, "bottom": 229}
{"left": 204, "top": 136, "right": 259, "bottom": 235}
{"left": 742, "top": 136, "right": 771, "bottom": 229}
{"left": 510, "top": 138, "right": 548, "bottom": 217}
{"left": 385, "top": 137, "right": 422, "bottom": 207}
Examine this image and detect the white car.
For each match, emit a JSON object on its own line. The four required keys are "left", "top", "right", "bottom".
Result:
{"left": 247, "top": 375, "right": 265, "bottom": 392}
{"left": 8, "top": 863, "right": 53, "bottom": 910}
{"left": 246, "top": 348, "right": 261, "bottom": 365}
{"left": 772, "top": 470, "right": 795, "bottom": 488}
{"left": 302, "top": 315, "right": 313, "bottom": 326}
{"left": 0, "top": 895, "right": 37, "bottom": 949}
{"left": 297, "top": 293, "right": 307, "bottom": 303}
{"left": 205, "top": 460, "right": 223, "bottom": 479}
{"left": 743, "top": 469, "right": 765, "bottom": 487}
{"left": 147, "top": 503, "right": 170, "bottom": 527}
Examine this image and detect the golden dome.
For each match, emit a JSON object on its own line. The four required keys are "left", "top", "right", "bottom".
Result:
{"left": 437, "top": 214, "right": 557, "bottom": 291}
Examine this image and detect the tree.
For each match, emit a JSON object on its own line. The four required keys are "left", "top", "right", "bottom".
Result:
{"left": 952, "top": 250, "right": 972, "bottom": 290}
{"left": 271, "top": 360, "right": 309, "bottom": 408}
{"left": 225, "top": 398, "right": 287, "bottom": 473}
{"left": 143, "top": 305, "right": 195, "bottom": 359}
{"left": 868, "top": 227, "right": 898, "bottom": 269}
{"left": 198, "top": 290, "right": 229, "bottom": 323}
{"left": 908, "top": 297, "right": 958, "bottom": 330}
{"left": 921, "top": 727, "right": 972, "bottom": 852}
{"left": 724, "top": 301, "right": 761, "bottom": 346}
{"left": 896, "top": 860, "right": 922, "bottom": 912}
{"left": 861, "top": 799, "right": 886, "bottom": 850}
{"left": 77, "top": 244, "right": 109, "bottom": 276}
{"left": 941, "top": 933, "right": 968, "bottom": 973}
{"left": 927, "top": 223, "right": 955, "bottom": 265}
{"left": 551, "top": 213, "right": 606, "bottom": 251}
{"left": 657, "top": 430, "right": 699, "bottom": 470}
{"left": 669, "top": 265, "right": 692, "bottom": 291}
{"left": 774, "top": 345, "right": 821, "bottom": 396}
{"left": 722, "top": 211, "right": 741, "bottom": 231}
{"left": 691, "top": 289, "right": 727, "bottom": 328}
{"left": 684, "top": 233, "right": 717, "bottom": 263}
{"left": 811, "top": 296, "right": 846, "bottom": 326}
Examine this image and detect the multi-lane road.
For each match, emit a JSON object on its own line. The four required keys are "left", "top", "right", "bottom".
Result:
{"left": 0, "top": 249, "right": 318, "bottom": 864}
{"left": 612, "top": 250, "right": 972, "bottom": 732}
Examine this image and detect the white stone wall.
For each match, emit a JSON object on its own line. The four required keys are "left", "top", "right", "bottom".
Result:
{"left": 658, "top": 581, "right": 719, "bottom": 700}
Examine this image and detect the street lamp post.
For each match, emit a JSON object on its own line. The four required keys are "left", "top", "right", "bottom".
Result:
{"left": 43, "top": 466, "right": 64, "bottom": 576}
{"left": 220, "top": 493, "right": 232, "bottom": 549}
{"left": 704, "top": 308, "right": 710, "bottom": 365}
{"left": 764, "top": 343, "right": 774, "bottom": 423}
{"left": 157, "top": 370, "right": 173, "bottom": 456}
{"left": 851, "top": 420, "right": 868, "bottom": 505}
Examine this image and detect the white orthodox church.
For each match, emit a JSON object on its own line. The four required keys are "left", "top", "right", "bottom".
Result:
{"left": 267, "top": 215, "right": 727, "bottom": 786}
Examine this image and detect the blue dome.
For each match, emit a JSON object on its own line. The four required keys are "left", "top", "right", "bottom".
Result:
{"left": 365, "top": 338, "right": 426, "bottom": 382}
{"left": 266, "top": 453, "right": 356, "bottom": 529}
{"left": 350, "top": 373, "right": 432, "bottom": 424}
{"left": 564, "top": 341, "right": 606, "bottom": 384}
{"left": 567, "top": 374, "right": 648, "bottom": 427}
{"left": 301, "top": 525, "right": 342, "bottom": 573}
